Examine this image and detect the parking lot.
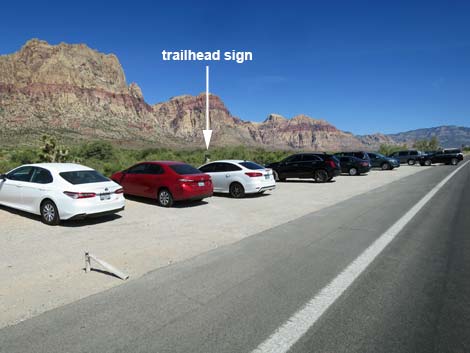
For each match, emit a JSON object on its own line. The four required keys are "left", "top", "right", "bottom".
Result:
{"left": 0, "top": 165, "right": 431, "bottom": 328}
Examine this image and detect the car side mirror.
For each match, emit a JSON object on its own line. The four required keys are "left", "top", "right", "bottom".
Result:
{"left": 0, "top": 174, "right": 7, "bottom": 181}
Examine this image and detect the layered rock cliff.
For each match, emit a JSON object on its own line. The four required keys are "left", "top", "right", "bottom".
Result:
{"left": 0, "top": 39, "right": 169, "bottom": 146}
{"left": 2, "top": 39, "right": 461, "bottom": 150}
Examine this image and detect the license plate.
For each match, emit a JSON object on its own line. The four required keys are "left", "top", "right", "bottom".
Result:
{"left": 265, "top": 174, "right": 270, "bottom": 180}
{"left": 198, "top": 182, "right": 205, "bottom": 187}
{"left": 100, "top": 193, "right": 111, "bottom": 201}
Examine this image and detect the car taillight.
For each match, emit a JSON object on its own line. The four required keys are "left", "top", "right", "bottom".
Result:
{"left": 178, "top": 178, "right": 194, "bottom": 183}
{"left": 114, "top": 188, "right": 124, "bottom": 194}
{"left": 63, "top": 191, "right": 96, "bottom": 199}
{"left": 245, "top": 172, "right": 263, "bottom": 177}
{"left": 328, "top": 160, "right": 336, "bottom": 168}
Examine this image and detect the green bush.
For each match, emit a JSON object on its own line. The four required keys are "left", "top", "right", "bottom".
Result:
{"left": 10, "top": 148, "right": 40, "bottom": 165}
{"left": 0, "top": 137, "right": 297, "bottom": 177}
{"left": 378, "top": 144, "right": 407, "bottom": 156}
{"left": 79, "top": 141, "right": 115, "bottom": 161}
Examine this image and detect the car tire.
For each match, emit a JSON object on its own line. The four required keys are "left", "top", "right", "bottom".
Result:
{"left": 381, "top": 162, "right": 391, "bottom": 170}
{"left": 158, "top": 188, "right": 174, "bottom": 207}
{"left": 40, "top": 199, "right": 60, "bottom": 226}
{"left": 424, "top": 159, "right": 432, "bottom": 166}
{"left": 451, "top": 158, "right": 458, "bottom": 165}
{"left": 407, "top": 159, "right": 416, "bottom": 165}
{"left": 273, "top": 171, "right": 280, "bottom": 181}
{"left": 274, "top": 171, "right": 286, "bottom": 182}
{"left": 229, "top": 182, "right": 245, "bottom": 198}
{"left": 314, "top": 169, "right": 329, "bottom": 183}
{"left": 348, "top": 167, "right": 358, "bottom": 176}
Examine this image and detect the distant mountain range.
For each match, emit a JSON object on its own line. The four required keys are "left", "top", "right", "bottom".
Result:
{"left": 385, "top": 126, "right": 470, "bottom": 148}
{"left": 0, "top": 39, "right": 468, "bottom": 150}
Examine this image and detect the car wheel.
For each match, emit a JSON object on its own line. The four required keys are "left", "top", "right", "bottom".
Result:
{"left": 407, "top": 159, "right": 415, "bottom": 165}
{"left": 274, "top": 171, "right": 286, "bottom": 182}
{"left": 229, "top": 182, "right": 245, "bottom": 198}
{"left": 424, "top": 159, "right": 432, "bottom": 166}
{"left": 158, "top": 188, "right": 174, "bottom": 207}
{"left": 40, "top": 200, "right": 60, "bottom": 225}
{"left": 381, "top": 162, "right": 391, "bottom": 170}
{"left": 314, "top": 169, "right": 329, "bottom": 183}
{"left": 451, "top": 158, "right": 458, "bottom": 165}
{"left": 348, "top": 167, "right": 358, "bottom": 176}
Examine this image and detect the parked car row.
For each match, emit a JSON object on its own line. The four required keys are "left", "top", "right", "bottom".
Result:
{"left": 0, "top": 148, "right": 463, "bottom": 225}
{"left": 388, "top": 148, "right": 464, "bottom": 166}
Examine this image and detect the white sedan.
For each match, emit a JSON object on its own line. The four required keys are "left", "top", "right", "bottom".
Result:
{"left": 199, "top": 160, "right": 275, "bottom": 198}
{"left": 0, "top": 163, "right": 125, "bottom": 225}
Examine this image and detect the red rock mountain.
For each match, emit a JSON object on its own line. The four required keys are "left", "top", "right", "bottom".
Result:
{"left": 0, "top": 39, "right": 395, "bottom": 150}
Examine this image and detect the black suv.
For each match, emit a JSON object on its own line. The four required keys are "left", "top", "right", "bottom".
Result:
{"left": 419, "top": 148, "right": 464, "bottom": 166}
{"left": 266, "top": 153, "right": 341, "bottom": 183}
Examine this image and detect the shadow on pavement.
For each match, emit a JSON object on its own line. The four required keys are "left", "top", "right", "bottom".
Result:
{"left": 124, "top": 194, "right": 209, "bottom": 208}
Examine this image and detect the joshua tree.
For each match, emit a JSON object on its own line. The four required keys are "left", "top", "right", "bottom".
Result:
{"left": 39, "top": 135, "right": 69, "bottom": 163}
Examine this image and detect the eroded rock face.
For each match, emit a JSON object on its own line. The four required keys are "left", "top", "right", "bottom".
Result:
{"left": 0, "top": 39, "right": 401, "bottom": 150}
{"left": 0, "top": 39, "right": 164, "bottom": 145}
{"left": 255, "top": 114, "right": 366, "bottom": 150}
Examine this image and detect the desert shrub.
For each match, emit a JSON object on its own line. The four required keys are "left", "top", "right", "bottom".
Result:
{"left": 10, "top": 148, "right": 40, "bottom": 165}
{"left": 78, "top": 141, "right": 115, "bottom": 161}
{"left": 0, "top": 137, "right": 297, "bottom": 177}
{"left": 413, "top": 136, "right": 440, "bottom": 151}
{"left": 378, "top": 144, "right": 407, "bottom": 156}
{"left": 0, "top": 159, "right": 17, "bottom": 173}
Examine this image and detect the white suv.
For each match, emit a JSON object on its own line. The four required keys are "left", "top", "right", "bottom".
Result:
{"left": 199, "top": 160, "right": 275, "bottom": 198}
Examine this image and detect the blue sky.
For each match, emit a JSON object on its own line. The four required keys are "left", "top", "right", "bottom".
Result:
{"left": 1, "top": 0, "right": 469, "bottom": 134}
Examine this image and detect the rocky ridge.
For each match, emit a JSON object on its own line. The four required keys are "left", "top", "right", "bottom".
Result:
{"left": 0, "top": 39, "right": 465, "bottom": 149}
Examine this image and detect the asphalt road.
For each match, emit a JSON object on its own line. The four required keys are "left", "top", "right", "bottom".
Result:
{"left": 1, "top": 161, "right": 469, "bottom": 353}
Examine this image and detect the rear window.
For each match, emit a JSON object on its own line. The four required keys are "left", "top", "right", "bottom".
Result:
{"left": 444, "top": 149, "right": 461, "bottom": 154}
{"left": 60, "top": 170, "right": 109, "bottom": 185}
{"left": 239, "top": 162, "right": 264, "bottom": 170}
{"left": 170, "top": 164, "right": 202, "bottom": 175}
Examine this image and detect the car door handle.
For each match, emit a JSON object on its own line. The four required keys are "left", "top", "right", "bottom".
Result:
{"left": 15, "top": 185, "right": 23, "bottom": 188}
{"left": 225, "top": 174, "right": 231, "bottom": 178}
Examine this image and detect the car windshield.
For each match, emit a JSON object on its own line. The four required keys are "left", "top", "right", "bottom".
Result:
{"left": 59, "top": 170, "right": 109, "bottom": 185}
{"left": 239, "top": 161, "right": 264, "bottom": 170}
{"left": 170, "top": 164, "right": 202, "bottom": 175}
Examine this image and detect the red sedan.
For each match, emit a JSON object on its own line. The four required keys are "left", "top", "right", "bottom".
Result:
{"left": 111, "top": 161, "right": 213, "bottom": 207}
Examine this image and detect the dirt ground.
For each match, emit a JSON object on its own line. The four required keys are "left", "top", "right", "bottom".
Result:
{"left": 0, "top": 165, "right": 431, "bottom": 328}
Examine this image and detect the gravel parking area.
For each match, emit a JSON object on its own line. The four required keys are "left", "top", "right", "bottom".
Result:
{"left": 0, "top": 165, "right": 431, "bottom": 328}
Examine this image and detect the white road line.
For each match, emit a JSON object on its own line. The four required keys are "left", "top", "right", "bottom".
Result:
{"left": 251, "top": 161, "right": 469, "bottom": 353}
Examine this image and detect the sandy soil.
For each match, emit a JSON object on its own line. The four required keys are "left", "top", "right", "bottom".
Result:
{"left": 0, "top": 165, "right": 430, "bottom": 328}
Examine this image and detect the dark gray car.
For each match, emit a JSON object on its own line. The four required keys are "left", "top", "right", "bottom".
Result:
{"left": 388, "top": 150, "right": 424, "bottom": 165}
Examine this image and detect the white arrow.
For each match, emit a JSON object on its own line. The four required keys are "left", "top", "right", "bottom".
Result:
{"left": 203, "top": 65, "right": 212, "bottom": 150}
